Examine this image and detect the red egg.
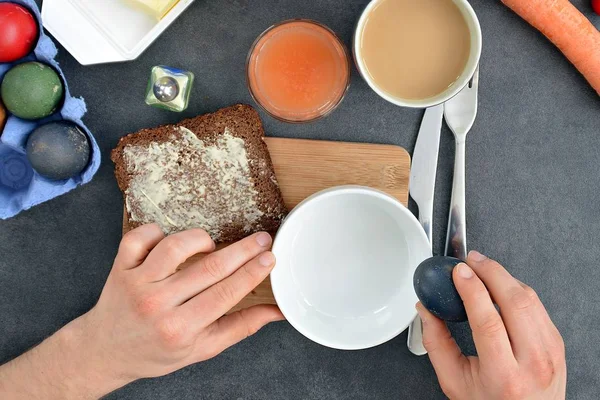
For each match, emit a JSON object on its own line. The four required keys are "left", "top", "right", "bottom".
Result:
{"left": 0, "top": 3, "right": 39, "bottom": 63}
{"left": 593, "top": 0, "right": 600, "bottom": 16}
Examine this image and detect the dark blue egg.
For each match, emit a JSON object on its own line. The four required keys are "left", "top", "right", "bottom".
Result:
{"left": 26, "top": 121, "right": 90, "bottom": 180}
{"left": 413, "top": 256, "right": 467, "bottom": 322}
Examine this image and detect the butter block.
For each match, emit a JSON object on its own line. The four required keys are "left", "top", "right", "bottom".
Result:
{"left": 123, "top": 0, "right": 180, "bottom": 19}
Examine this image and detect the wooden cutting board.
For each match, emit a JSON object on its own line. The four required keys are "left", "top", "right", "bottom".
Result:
{"left": 123, "top": 137, "right": 410, "bottom": 312}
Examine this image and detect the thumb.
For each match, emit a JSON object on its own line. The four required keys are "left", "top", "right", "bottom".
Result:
{"left": 205, "top": 305, "right": 284, "bottom": 355}
{"left": 416, "top": 302, "right": 468, "bottom": 397}
{"left": 452, "top": 262, "right": 515, "bottom": 368}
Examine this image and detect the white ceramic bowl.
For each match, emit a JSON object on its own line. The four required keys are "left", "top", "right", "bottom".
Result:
{"left": 353, "top": 0, "right": 482, "bottom": 108}
{"left": 271, "top": 186, "right": 431, "bottom": 350}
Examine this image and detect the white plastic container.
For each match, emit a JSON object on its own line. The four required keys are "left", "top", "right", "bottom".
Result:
{"left": 42, "top": 0, "right": 195, "bottom": 65}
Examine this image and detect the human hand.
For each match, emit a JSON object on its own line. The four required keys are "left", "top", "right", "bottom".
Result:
{"left": 67, "top": 224, "right": 282, "bottom": 391}
{"left": 416, "top": 251, "right": 566, "bottom": 400}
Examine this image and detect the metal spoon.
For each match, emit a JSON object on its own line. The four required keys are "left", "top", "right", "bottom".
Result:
{"left": 443, "top": 66, "right": 479, "bottom": 260}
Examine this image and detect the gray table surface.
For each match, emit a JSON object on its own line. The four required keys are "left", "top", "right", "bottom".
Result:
{"left": 1, "top": 0, "right": 599, "bottom": 399}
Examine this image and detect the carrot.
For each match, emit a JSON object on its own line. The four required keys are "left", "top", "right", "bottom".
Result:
{"left": 501, "top": 0, "right": 600, "bottom": 95}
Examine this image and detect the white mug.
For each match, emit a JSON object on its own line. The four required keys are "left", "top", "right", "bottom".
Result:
{"left": 353, "top": 0, "right": 483, "bottom": 108}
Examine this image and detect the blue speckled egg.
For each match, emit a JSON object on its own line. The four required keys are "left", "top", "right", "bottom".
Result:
{"left": 26, "top": 121, "right": 90, "bottom": 180}
{"left": 413, "top": 256, "right": 467, "bottom": 322}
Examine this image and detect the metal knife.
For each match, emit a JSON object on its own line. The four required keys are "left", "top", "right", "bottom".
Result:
{"left": 406, "top": 104, "right": 444, "bottom": 356}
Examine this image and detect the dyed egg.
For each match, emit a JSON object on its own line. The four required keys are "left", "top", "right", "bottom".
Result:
{"left": 1, "top": 62, "right": 63, "bottom": 120}
{"left": 0, "top": 100, "right": 6, "bottom": 132}
{"left": 413, "top": 256, "right": 467, "bottom": 322}
{"left": 26, "top": 121, "right": 90, "bottom": 180}
{"left": 0, "top": 3, "right": 39, "bottom": 63}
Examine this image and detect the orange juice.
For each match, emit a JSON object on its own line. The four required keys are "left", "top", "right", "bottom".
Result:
{"left": 247, "top": 20, "right": 350, "bottom": 123}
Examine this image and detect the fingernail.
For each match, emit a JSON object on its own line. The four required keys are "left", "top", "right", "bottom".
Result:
{"left": 256, "top": 232, "right": 272, "bottom": 247}
{"left": 457, "top": 263, "right": 474, "bottom": 279}
{"left": 259, "top": 252, "right": 275, "bottom": 267}
{"left": 469, "top": 250, "right": 487, "bottom": 262}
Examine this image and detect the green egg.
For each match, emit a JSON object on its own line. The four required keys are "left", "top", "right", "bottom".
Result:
{"left": 0, "top": 62, "right": 63, "bottom": 120}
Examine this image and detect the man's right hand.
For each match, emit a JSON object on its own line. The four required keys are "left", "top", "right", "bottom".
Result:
{"left": 417, "top": 251, "right": 566, "bottom": 400}
{"left": 79, "top": 224, "right": 283, "bottom": 382}
{"left": 0, "top": 224, "right": 282, "bottom": 399}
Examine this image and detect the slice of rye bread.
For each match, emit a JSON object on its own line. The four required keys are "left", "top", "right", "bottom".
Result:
{"left": 111, "top": 104, "right": 287, "bottom": 242}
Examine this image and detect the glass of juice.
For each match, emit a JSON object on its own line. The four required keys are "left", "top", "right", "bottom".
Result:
{"left": 246, "top": 20, "right": 351, "bottom": 123}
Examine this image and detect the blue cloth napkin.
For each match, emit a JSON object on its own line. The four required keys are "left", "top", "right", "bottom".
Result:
{"left": 0, "top": 0, "right": 100, "bottom": 219}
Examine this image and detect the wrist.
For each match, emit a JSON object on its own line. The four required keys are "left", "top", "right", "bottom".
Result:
{"left": 0, "top": 312, "right": 132, "bottom": 400}
{"left": 54, "top": 312, "right": 134, "bottom": 399}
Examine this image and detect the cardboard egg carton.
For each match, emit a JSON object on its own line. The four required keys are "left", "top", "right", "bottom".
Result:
{"left": 0, "top": 0, "right": 100, "bottom": 219}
